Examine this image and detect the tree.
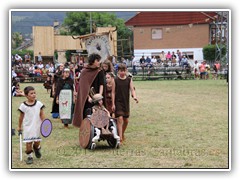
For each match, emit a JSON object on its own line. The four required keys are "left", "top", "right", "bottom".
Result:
{"left": 12, "top": 32, "right": 23, "bottom": 49}
{"left": 62, "top": 12, "right": 133, "bottom": 57}
{"left": 203, "top": 44, "right": 226, "bottom": 63}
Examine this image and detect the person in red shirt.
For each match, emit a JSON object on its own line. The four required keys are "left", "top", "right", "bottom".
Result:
{"left": 199, "top": 60, "right": 206, "bottom": 80}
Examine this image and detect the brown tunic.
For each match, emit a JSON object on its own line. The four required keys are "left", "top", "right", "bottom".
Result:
{"left": 115, "top": 76, "right": 131, "bottom": 118}
{"left": 105, "top": 84, "right": 113, "bottom": 114}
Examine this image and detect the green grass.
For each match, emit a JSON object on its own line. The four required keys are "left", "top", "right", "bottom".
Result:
{"left": 11, "top": 80, "right": 229, "bottom": 169}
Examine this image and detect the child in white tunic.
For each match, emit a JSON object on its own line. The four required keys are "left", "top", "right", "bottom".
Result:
{"left": 18, "top": 86, "right": 45, "bottom": 164}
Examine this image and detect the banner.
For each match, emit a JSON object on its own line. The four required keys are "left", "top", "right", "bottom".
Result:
{"left": 59, "top": 89, "right": 72, "bottom": 120}
{"left": 85, "top": 35, "right": 112, "bottom": 62}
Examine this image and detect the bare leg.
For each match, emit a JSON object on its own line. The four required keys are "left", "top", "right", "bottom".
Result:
{"left": 117, "top": 116, "right": 123, "bottom": 143}
{"left": 122, "top": 118, "right": 129, "bottom": 141}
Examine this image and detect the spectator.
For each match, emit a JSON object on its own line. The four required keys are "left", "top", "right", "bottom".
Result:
{"left": 199, "top": 60, "right": 207, "bottom": 79}
{"left": 193, "top": 60, "right": 200, "bottom": 79}
{"left": 177, "top": 50, "right": 182, "bottom": 65}
{"left": 181, "top": 55, "right": 188, "bottom": 68}
{"left": 159, "top": 51, "right": 166, "bottom": 63}
{"left": 172, "top": 56, "right": 177, "bottom": 66}
{"left": 12, "top": 81, "right": 24, "bottom": 97}
{"left": 205, "top": 62, "right": 210, "bottom": 80}
{"left": 34, "top": 67, "right": 42, "bottom": 77}
{"left": 24, "top": 52, "right": 31, "bottom": 63}
{"left": 69, "top": 63, "right": 75, "bottom": 80}
{"left": 48, "top": 63, "right": 55, "bottom": 74}
{"left": 165, "top": 51, "right": 172, "bottom": 61}
{"left": 151, "top": 56, "right": 157, "bottom": 65}
{"left": 171, "top": 51, "right": 177, "bottom": 59}
{"left": 45, "top": 62, "right": 50, "bottom": 69}
{"left": 38, "top": 62, "right": 44, "bottom": 69}
{"left": 139, "top": 56, "right": 145, "bottom": 65}
{"left": 213, "top": 60, "right": 221, "bottom": 80}
{"left": 132, "top": 55, "right": 138, "bottom": 75}
{"left": 15, "top": 54, "right": 23, "bottom": 65}
{"left": 38, "top": 52, "right": 43, "bottom": 62}
{"left": 28, "top": 63, "right": 35, "bottom": 77}
{"left": 12, "top": 67, "right": 17, "bottom": 79}
{"left": 145, "top": 56, "right": 151, "bottom": 64}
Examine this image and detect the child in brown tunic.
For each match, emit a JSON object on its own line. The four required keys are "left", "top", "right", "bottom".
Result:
{"left": 105, "top": 72, "right": 115, "bottom": 117}
{"left": 114, "top": 64, "right": 138, "bottom": 145}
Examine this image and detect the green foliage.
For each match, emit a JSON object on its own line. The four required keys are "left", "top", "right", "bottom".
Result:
{"left": 63, "top": 12, "right": 133, "bottom": 56}
{"left": 54, "top": 50, "right": 58, "bottom": 60}
{"left": 12, "top": 32, "right": 23, "bottom": 49}
{"left": 65, "top": 50, "right": 76, "bottom": 62}
{"left": 203, "top": 44, "right": 227, "bottom": 62}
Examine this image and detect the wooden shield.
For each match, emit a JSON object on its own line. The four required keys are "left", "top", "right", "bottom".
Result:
{"left": 59, "top": 89, "right": 72, "bottom": 120}
{"left": 79, "top": 118, "right": 91, "bottom": 149}
{"left": 90, "top": 109, "right": 109, "bottom": 128}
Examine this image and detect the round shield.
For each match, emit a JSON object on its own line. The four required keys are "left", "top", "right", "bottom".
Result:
{"left": 40, "top": 119, "right": 52, "bottom": 138}
{"left": 79, "top": 118, "right": 91, "bottom": 149}
{"left": 90, "top": 109, "right": 109, "bottom": 128}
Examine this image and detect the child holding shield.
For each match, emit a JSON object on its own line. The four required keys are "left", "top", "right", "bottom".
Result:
{"left": 18, "top": 86, "right": 45, "bottom": 164}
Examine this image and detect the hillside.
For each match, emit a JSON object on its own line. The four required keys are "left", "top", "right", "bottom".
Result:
{"left": 11, "top": 11, "right": 136, "bottom": 38}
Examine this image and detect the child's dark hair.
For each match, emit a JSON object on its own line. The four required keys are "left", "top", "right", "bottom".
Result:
{"left": 13, "top": 81, "right": 19, "bottom": 87}
{"left": 88, "top": 53, "right": 101, "bottom": 65}
{"left": 24, "top": 86, "right": 35, "bottom": 95}
{"left": 117, "top": 63, "right": 127, "bottom": 71}
{"left": 106, "top": 72, "right": 115, "bottom": 78}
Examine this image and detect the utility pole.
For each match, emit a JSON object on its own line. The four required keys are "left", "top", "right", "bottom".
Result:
{"left": 90, "top": 12, "right": 92, "bottom": 33}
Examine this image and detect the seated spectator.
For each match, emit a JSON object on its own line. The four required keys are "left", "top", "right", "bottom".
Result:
{"left": 12, "top": 67, "right": 17, "bottom": 79}
{"left": 24, "top": 52, "right": 31, "bottom": 63}
{"left": 181, "top": 55, "right": 188, "bottom": 68}
{"left": 171, "top": 51, "right": 177, "bottom": 59}
{"left": 34, "top": 67, "right": 42, "bottom": 76}
{"left": 159, "top": 51, "right": 166, "bottom": 63}
{"left": 140, "top": 56, "right": 145, "bottom": 65}
{"left": 38, "top": 62, "right": 44, "bottom": 69}
{"left": 172, "top": 56, "right": 177, "bottom": 66}
{"left": 165, "top": 51, "right": 172, "bottom": 61}
{"left": 145, "top": 56, "right": 151, "bottom": 64}
{"left": 151, "top": 56, "right": 157, "bottom": 64}
{"left": 12, "top": 81, "right": 24, "bottom": 97}
{"left": 15, "top": 54, "right": 23, "bottom": 65}
{"left": 48, "top": 63, "right": 55, "bottom": 74}
{"left": 42, "top": 67, "right": 48, "bottom": 76}
{"left": 28, "top": 63, "right": 35, "bottom": 77}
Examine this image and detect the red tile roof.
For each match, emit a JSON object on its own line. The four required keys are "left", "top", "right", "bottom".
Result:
{"left": 125, "top": 12, "right": 217, "bottom": 26}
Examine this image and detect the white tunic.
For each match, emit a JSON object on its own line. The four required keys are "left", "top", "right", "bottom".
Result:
{"left": 18, "top": 100, "right": 44, "bottom": 143}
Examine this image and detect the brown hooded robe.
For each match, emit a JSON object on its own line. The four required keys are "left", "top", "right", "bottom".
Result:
{"left": 72, "top": 66, "right": 100, "bottom": 128}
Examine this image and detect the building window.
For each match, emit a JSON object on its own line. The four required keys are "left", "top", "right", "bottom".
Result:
{"left": 151, "top": 28, "right": 162, "bottom": 40}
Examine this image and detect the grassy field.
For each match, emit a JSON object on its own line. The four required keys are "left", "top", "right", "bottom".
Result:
{"left": 11, "top": 79, "right": 229, "bottom": 169}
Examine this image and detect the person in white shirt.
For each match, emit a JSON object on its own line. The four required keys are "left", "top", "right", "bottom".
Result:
{"left": 132, "top": 56, "right": 138, "bottom": 75}
{"left": 15, "top": 54, "right": 23, "bottom": 65}
{"left": 151, "top": 56, "right": 157, "bottom": 65}
{"left": 193, "top": 60, "right": 200, "bottom": 79}
{"left": 38, "top": 62, "right": 44, "bottom": 69}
